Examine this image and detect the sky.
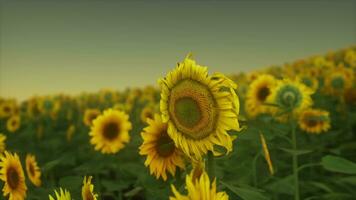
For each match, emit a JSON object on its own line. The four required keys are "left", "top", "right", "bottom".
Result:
{"left": 0, "top": 0, "right": 355, "bottom": 101}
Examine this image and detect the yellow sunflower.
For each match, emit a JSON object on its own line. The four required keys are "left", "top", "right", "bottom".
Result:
{"left": 296, "top": 74, "right": 319, "bottom": 92}
{"left": 298, "top": 109, "right": 331, "bottom": 134}
{"left": 90, "top": 109, "right": 132, "bottom": 154}
{"left": 267, "top": 79, "right": 313, "bottom": 117}
{"left": 139, "top": 114, "right": 185, "bottom": 181}
{"left": 0, "top": 101, "right": 14, "bottom": 118}
{"left": 140, "top": 105, "right": 155, "bottom": 124}
{"left": 0, "top": 151, "right": 27, "bottom": 200}
{"left": 323, "top": 64, "right": 354, "bottom": 95}
{"left": 83, "top": 109, "right": 101, "bottom": 127}
{"left": 25, "top": 154, "right": 41, "bottom": 187}
{"left": 158, "top": 56, "right": 240, "bottom": 160}
{"left": 170, "top": 171, "right": 228, "bottom": 200}
{"left": 49, "top": 188, "right": 71, "bottom": 200}
{"left": 0, "top": 134, "right": 6, "bottom": 153}
{"left": 82, "top": 176, "right": 98, "bottom": 200}
{"left": 6, "top": 115, "right": 21, "bottom": 133}
{"left": 245, "top": 74, "right": 277, "bottom": 118}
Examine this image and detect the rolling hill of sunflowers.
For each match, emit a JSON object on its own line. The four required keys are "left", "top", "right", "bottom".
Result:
{"left": 1, "top": 46, "right": 356, "bottom": 200}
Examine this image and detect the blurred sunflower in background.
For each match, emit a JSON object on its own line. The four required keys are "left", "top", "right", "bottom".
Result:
{"left": 25, "top": 154, "right": 41, "bottom": 187}
{"left": 245, "top": 74, "right": 277, "bottom": 118}
{"left": 159, "top": 55, "right": 240, "bottom": 160}
{"left": 139, "top": 114, "right": 185, "bottom": 181}
{"left": 49, "top": 188, "right": 71, "bottom": 200}
{"left": 140, "top": 104, "right": 156, "bottom": 124}
{"left": 90, "top": 109, "right": 132, "bottom": 154}
{"left": 6, "top": 115, "right": 21, "bottom": 133}
{"left": 268, "top": 79, "right": 313, "bottom": 118}
{"left": 170, "top": 171, "right": 228, "bottom": 200}
{"left": 323, "top": 64, "right": 354, "bottom": 96}
{"left": 82, "top": 176, "right": 98, "bottom": 200}
{"left": 0, "top": 100, "right": 14, "bottom": 118}
{"left": 0, "top": 151, "right": 27, "bottom": 200}
{"left": 297, "top": 74, "right": 319, "bottom": 92}
{"left": 0, "top": 134, "right": 6, "bottom": 153}
{"left": 83, "top": 109, "right": 101, "bottom": 127}
{"left": 298, "top": 109, "right": 331, "bottom": 134}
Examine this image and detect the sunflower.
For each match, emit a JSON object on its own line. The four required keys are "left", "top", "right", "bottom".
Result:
{"left": 0, "top": 134, "right": 6, "bottom": 153}
{"left": 323, "top": 64, "right": 354, "bottom": 95}
{"left": 0, "top": 101, "right": 14, "bottom": 118}
{"left": 139, "top": 114, "right": 185, "bottom": 181}
{"left": 267, "top": 79, "right": 313, "bottom": 116}
{"left": 170, "top": 171, "right": 228, "bottom": 200}
{"left": 158, "top": 56, "right": 240, "bottom": 160}
{"left": 25, "top": 154, "right": 41, "bottom": 187}
{"left": 82, "top": 176, "right": 98, "bottom": 200}
{"left": 83, "top": 109, "right": 101, "bottom": 127}
{"left": 6, "top": 115, "right": 21, "bottom": 133}
{"left": 298, "top": 109, "right": 331, "bottom": 134}
{"left": 90, "top": 109, "right": 132, "bottom": 154}
{"left": 0, "top": 151, "right": 27, "bottom": 200}
{"left": 245, "top": 74, "right": 277, "bottom": 118}
{"left": 140, "top": 105, "right": 155, "bottom": 124}
{"left": 49, "top": 188, "right": 71, "bottom": 200}
{"left": 296, "top": 74, "right": 319, "bottom": 92}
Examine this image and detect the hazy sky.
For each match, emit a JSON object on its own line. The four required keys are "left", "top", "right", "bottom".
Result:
{"left": 1, "top": 0, "right": 355, "bottom": 101}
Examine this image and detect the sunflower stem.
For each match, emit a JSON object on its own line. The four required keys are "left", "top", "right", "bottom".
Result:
{"left": 207, "top": 151, "right": 216, "bottom": 180}
{"left": 290, "top": 119, "right": 300, "bottom": 200}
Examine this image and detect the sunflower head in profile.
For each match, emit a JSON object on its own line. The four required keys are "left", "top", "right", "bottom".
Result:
{"left": 140, "top": 105, "right": 156, "bottom": 124}
{"left": 298, "top": 109, "right": 331, "bottom": 134}
{"left": 170, "top": 171, "right": 228, "bottom": 200}
{"left": 90, "top": 109, "right": 132, "bottom": 154}
{"left": 0, "top": 151, "right": 27, "bottom": 200}
{"left": 159, "top": 55, "right": 240, "bottom": 160}
{"left": 82, "top": 176, "right": 98, "bottom": 200}
{"left": 0, "top": 134, "right": 6, "bottom": 153}
{"left": 245, "top": 74, "right": 277, "bottom": 118}
{"left": 344, "top": 48, "right": 356, "bottom": 68}
{"left": 267, "top": 79, "right": 313, "bottom": 116}
{"left": 83, "top": 109, "right": 101, "bottom": 127}
{"left": 6, "top": 115, "right": 21, "bottom": 133}
{"left": 25, "top": 154, "right": 41, "bottom": 187}
{"left": 323, "top": 64, "right": 354, "bottom": 95}
{"left": 49, "top": 188, "right": 71, "bottom": 200}
{"left": 139, "top": 114, "right": 185, "bottom": 181}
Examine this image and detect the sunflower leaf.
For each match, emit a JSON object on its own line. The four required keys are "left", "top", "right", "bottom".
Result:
{"left": 321, "top": 155, "right": 356, "bottom": 174}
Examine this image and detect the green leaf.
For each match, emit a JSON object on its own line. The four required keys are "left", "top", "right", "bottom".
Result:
{"left": 279, "top": 148, "right": 313, "bottom": 156}
{"left": 220, "top": 181, "right": 269, "bottom": 200}
{"left": 266, "top": 175, "right": 294, "bottom": 195}
{"left": 321, "top": 155, "right": 356, "bottom": 174}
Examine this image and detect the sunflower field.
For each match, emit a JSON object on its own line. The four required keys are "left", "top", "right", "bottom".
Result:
{"left": 0, "top": 46, "right": 356, "bottom": 200}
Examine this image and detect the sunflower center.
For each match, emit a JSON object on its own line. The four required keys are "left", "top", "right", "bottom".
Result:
{"left": 4, "top": 106, "right": 10, "bottom": 113}
{"left": 103, "top": 122, "right": 120, "bottom": 140}
{"left": 168, "top": 79, "right": 217, "bottom": 140}
{"left": 302, "top": 77, "right": 313, "bottom": 88}
{"left": 278, "top": 86, "right": 302, "bottom": 109}
{"left": 156, "top": 133, "right": 175, "bottom": 157}
{"left": 331, "top": 76, "right": 345, "bottom": 89}
{"left": 257, "top": 86, "right": 270, "bottom": 102}
{"left": 175, "top": 97, "right": 201, "bottom": 127}
{"left": 7, "top": 167, "right": 19, "bottom": 189}
{"left": 29, "top": 163, "right": 35, "bottom": 176}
